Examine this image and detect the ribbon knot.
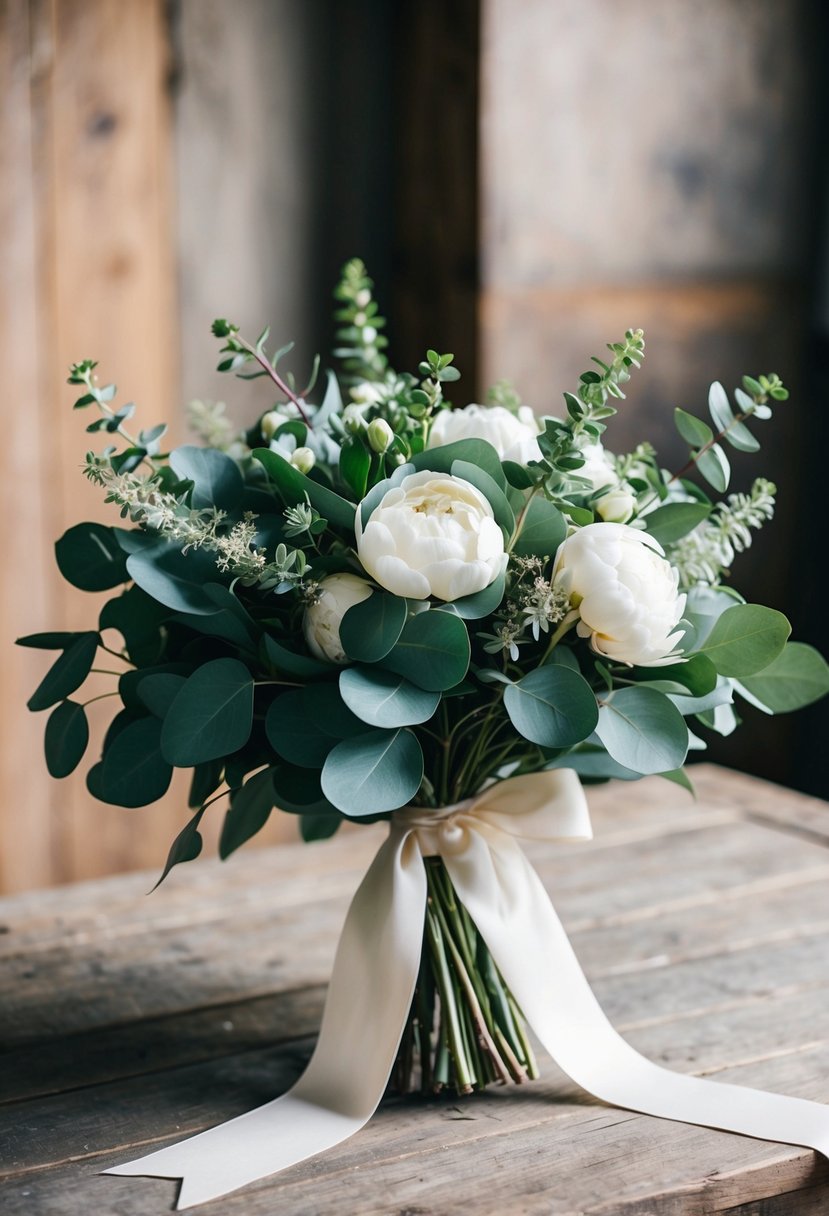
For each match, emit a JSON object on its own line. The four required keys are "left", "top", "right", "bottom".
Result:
{"left": 106, "top": 768, "right": 829, "bottom": 1209}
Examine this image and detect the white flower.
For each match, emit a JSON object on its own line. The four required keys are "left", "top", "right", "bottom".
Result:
{"left": 356, "top": 470, "right": 506, "bottom": 601}
{"left": 350, "top": 381, "right": 386, "bottom": 407}
{"left": 367, "top": 418, "right": 394, "bottom": 453}
{"left": 596, "top": 485, "right": 637, "bottom": 524}
{"left": 578, "top": 442, "right": 617, "bottom": 491}
{"left": 554, "top": 522, "right": 686, "bottom": 666}
{"left": 427, "top": 403, "right": 542, "bottom": 464}
{"left": 303, "top": 573, "right": 373, "bottom": 664}
{"left": 261, "top": 409, "right": 291, "bottom": 440}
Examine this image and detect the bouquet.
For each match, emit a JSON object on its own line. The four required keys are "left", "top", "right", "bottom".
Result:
{"left": 18, "top": 260, "right": 829, "bottom": 1205}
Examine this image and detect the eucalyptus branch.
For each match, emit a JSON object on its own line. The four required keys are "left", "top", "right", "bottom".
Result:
{"left": 211, "top": 321, "right": 314, "bottom": 428}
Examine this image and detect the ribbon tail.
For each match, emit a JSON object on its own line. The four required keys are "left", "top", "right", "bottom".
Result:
{"left": 444, "top": 833, "right": 829, "bottom": 1159}
{"left": 105, "top": 831, "right": 426, "bottom": 1208}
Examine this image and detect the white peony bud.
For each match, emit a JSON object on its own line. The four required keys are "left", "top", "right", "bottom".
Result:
{"left": 367, "top": 418, "right": 394, "bottom": 454}
{"left": 342, "top": 404, "right": 367, "bottom": 435}
{"left": 427, "top": 403, "right": 542, "bottom": 464}
{"left": 596, "top": 486, "right": 637, "bottom": 524}
{"left": 554, "top": 522, "right": 686, "bottom": 666}
{"left": 290, "top": 446, "right": 316, "bottom": 474}
{"left": 356, "top": 470, "right": 507, "bottom": 601}
{"left": 261, "top": 410, "right": 290, "bottom": 441}
{"left": 302, "top": 573, "right": 373, "bottom": 664}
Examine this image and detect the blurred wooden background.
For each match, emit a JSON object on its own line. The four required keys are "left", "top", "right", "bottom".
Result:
{"left": 1, "top": 0, "right": 826, "bottom": 893}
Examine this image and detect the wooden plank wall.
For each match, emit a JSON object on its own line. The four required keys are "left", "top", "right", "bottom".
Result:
{"left": 0, "top": 0, "right": 183, "bottom": 893}
{"left": 479, "top": 0, "right": 822, "bottom": 790}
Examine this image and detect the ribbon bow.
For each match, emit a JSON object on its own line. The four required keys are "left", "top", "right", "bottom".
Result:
{"left": 107, "top": 770, "right": 829, "bottom": 1208}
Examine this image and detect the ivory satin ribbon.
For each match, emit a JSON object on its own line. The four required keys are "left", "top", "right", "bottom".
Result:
{"left": 106, "top": 770, "right": 829, "bottom": 1208}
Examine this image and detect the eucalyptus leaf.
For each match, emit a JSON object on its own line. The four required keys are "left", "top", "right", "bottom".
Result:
{"left": 511, "top": 494, "right": 567, "bottom": 558}
{"left": 339, "top": 667, "right": 440, "bottom": 728}
{"left": 696, "top": 444, "right": 730, "bottom": 493}
{"left": 382, "top": 609, "right": 470, "bottom": 691}
{"left": 127, "top": 541, "right": 224, "bottom": 615}
{"left": 27, "top": 632, "right": 99, "bottom": 712}
{"left": 262, "top": 634, "right": 334, "bottom": 679}
{"left": 504, "top": 666, "right": 598, "bottom": 748}
{"left": 169, "top": 445, "right": 244, "bottom": 510}
{"left": 595, "top": 687, "right": 688, "bottom": 775}
{"left": 266, "top": 683, "right": 364, "bottom": 767}
{"left": 440, "top": 573, "right": 506, "bottom": 620}
{"left": 219, "top": 768, "right": 276, "bottom": 859}
{"left": 152, "top": 807, "right": 206, "bottom": 888}
{"left": 412, "top": 438, "right": 506, "bottom": 489}
{"left": 55, "top": 522, "right": 128, "bottom": 592}
{"left": 674, "top": 409, "right": 713, "bottom": 448}
{"left": 643, "top": 502, "right": 711, "bottom": 546}
{"left": 321, "top": 728, "right": 424, "bottom": 815}
{"left": 137, "top": 673, "right": 187, "bottom": 718}
{"left": 737, "top": 643, "right": 829, "bottom": 713}
{"left": 340, "top": 591, "right": 407, "bottom": 662}
{"left": 253, "top": 447, "right": 355, "bottom": 533}
{"left": 700, "top": 604, "right": 790, "bottom": 677}
{"left": 44, "top": 701, "right": 89, "bottom": 778}
{"left": 300, "top": 811, "right": 342, "bottom": 841}
{"left": 99, "top": 716, "right": 173, "bottom": 807}
{"left": 161, "top": 658, "right": 254, "bottom": 766}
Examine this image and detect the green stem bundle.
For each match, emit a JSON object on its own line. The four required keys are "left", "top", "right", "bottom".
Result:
{"left": 393, "top": 857, "right": 538, "bottom": 1096}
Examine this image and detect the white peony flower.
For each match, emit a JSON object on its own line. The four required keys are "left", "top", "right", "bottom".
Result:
{"left": 427, "top": 403, "right": 542, "bottom": 464}
{"left": 350, "top": 381, "right": 386, "bottom": 406}
{"left": 303, "top": 573, "right": 373, "bottom": 664}
{"left": 356, "top": 470, "right": 507, "bottom": 601}
{"left": 554, "top": 522, "right": 686, "bottom": 666}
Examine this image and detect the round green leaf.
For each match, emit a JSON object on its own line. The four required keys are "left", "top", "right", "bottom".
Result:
{"left": 27, "top": 632, "right": 100, "bottom": 712}
{"left": 100, "top": 716, "right": 174, "bottom": 807}
{"left": 44, "top": 701, "right": 89, "bottom": 778}
{"left": 737, "top": 642, "right": 829, "bottom": 713}
{"left": 339, "top": 667, "right": 440, "bottom": 728}
{"left": 412, "top": 438, "right": 506, "bottom": 489}
{"left": 700, "top": 604, "right": 790, "bottom": 677}
{"left": 55, "top": 522, "right": 128, "bottom": 591}
{"left": 137, "top": 673, "right": 187, "bottom": 718}
{"left": 169, "top": 445, "right": 244, "bottom": 510}
{"left": 262, "top": 634, "right": 333, "bottom": 679}
{"left": 674, "top": 408, "right": 713, "bottom": 448}
{"left": 595, "top": 687, "right": 689, "bottom": 775}
{"left": 300, "top": 811, "right": 342, "bottom": 842}
{"left": 266, "top": 683, "right": 364, "bottom": 767}
{"left": 642, "top": 502, "right": 711, "bottom": 546}
{"left": 504, "top": 665, "right": 598, "bottom": 748}
{"left": 340, "top": 591, "right": 407, "bottom": 662}
{"left": 127, "top": 541, "right": 223, "bottom": 615}
{"left": 321, "top": 728, "right": 424, "bottom": 815}
{"left": 382, "top": 609, "right": 470, "bottom": 691}
{"left": 161, "top": 658, "right": 254, "bottom": 766}
{"left": 511, "top": 495, "right": 567, "bottom": 558}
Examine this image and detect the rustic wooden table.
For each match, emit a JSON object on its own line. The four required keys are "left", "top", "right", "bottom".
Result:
{"left": 2, "top": 764, "right": 829, "bottom": 1215}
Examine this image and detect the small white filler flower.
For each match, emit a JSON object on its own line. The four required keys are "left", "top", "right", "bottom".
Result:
{"left": 356, "top": 470, "right": 507, "bottom": 601}
{"left": 303, "top": 573, "right": 373, "bottom": 664}
{"left": 554, "top": 522, "right": 686, "bottom": 666}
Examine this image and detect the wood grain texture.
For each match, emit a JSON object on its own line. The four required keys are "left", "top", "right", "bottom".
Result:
{"left": 1, "top": 765, "right": 828, "bottom": 1213}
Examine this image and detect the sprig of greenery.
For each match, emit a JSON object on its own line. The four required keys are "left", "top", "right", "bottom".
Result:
{"left": 68, "top": 360, "right": 167, "bottom": 473}
{"left": 211, "top": 320, "right": 318, "bottom": 428}
{"left": 332, "top": 258, "right": 390, "bottom": 383}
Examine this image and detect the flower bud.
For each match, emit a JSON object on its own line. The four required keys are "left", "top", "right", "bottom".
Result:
{"left": 261, "top": 410, "right": 289, "bottom": 440}
{"left": 342, "top": 404, "right": 367, "bottom": 434}
{"left": 367, "top": 418, "right": 394, "bottom": 454}
{"left": 291, "top": 446, "right": 316, "bottom": 474}
{"left": 596, "top": 486, "right": 637, "bottom": 524}
{"left": 303, "top": 573, "right": 373, "bottom": 664}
